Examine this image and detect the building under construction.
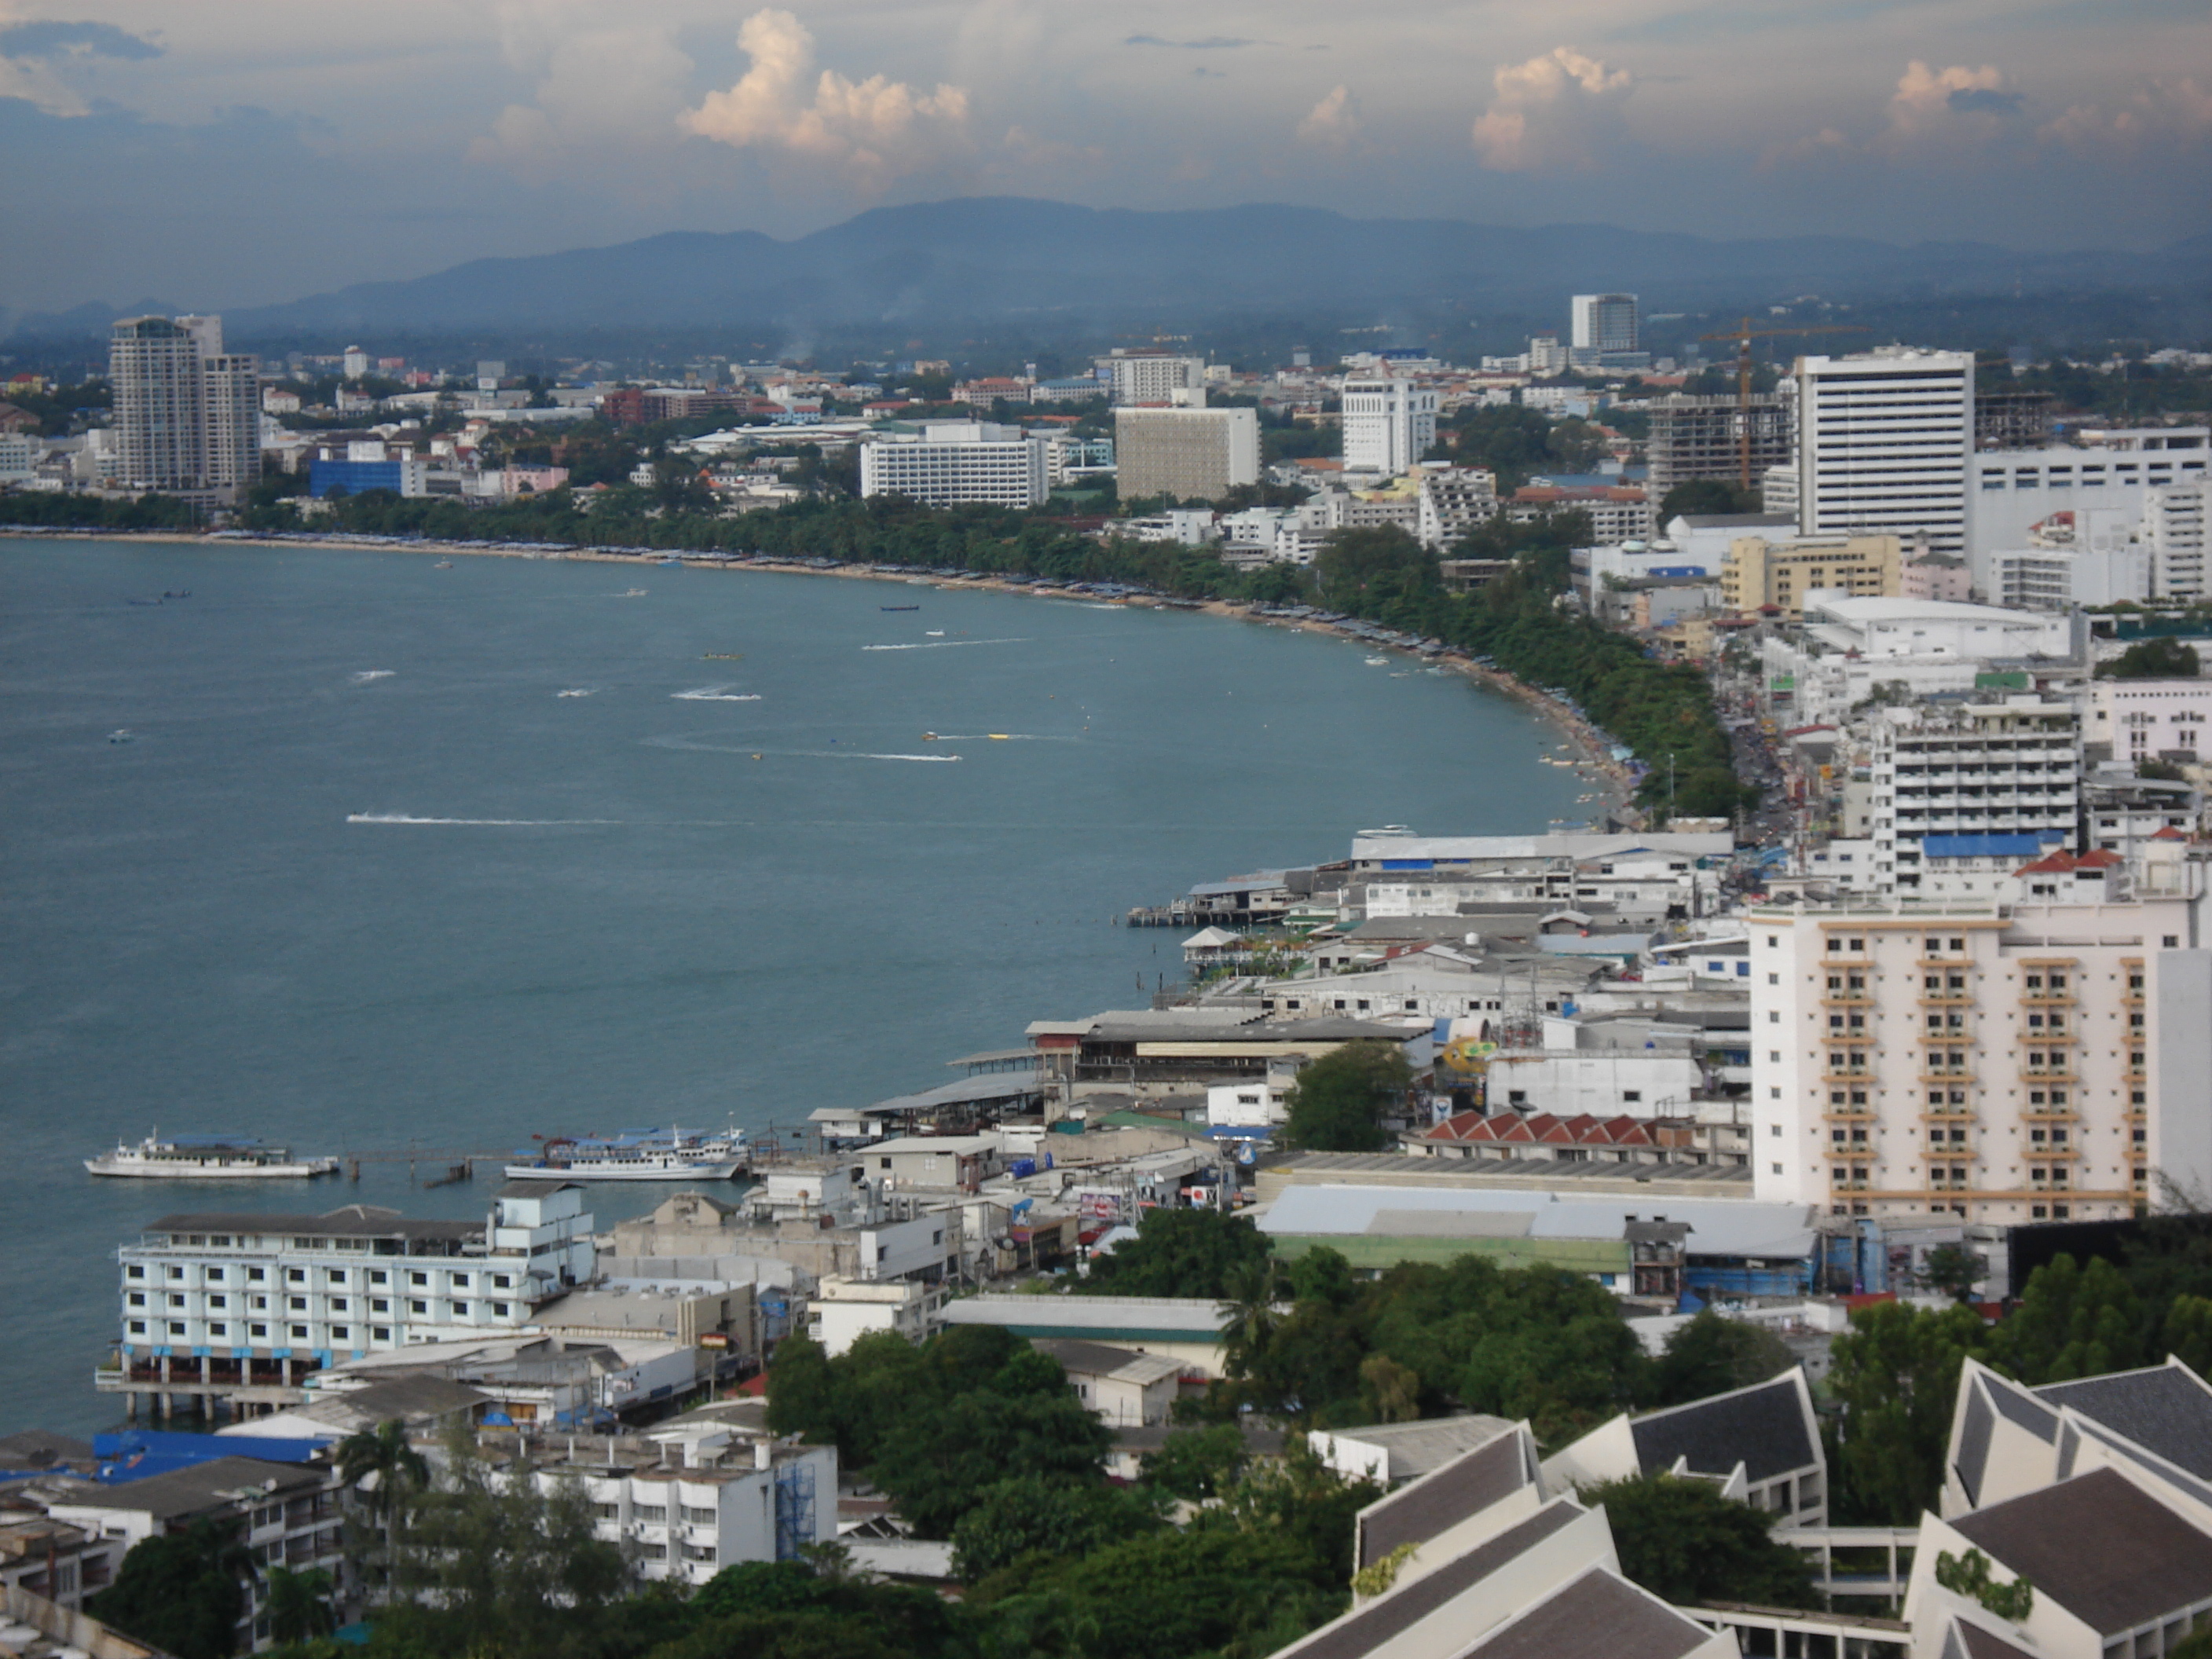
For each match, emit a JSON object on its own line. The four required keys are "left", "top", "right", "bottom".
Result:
{"left": 1644, "top": 393, "right": 1795, "bottom": 503}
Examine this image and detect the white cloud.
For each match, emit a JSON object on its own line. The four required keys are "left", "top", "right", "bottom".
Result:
{"left": 2042, "top": 76, "right": 2212, "bottom": 152}
{"left": 681, "top": 9, "right": 972, "bottom": 193}
{"left": 1296, "top": 84, "right": 1361, "bottom": 152}
{"left": 1880, "top": 60, "right": 2017, "bottom": 149}
{"left": 473, "top": 23, "right": 694, "bottom": 176}
{"left": 1470, "top": 46, "right": 1632, "bottom": 171}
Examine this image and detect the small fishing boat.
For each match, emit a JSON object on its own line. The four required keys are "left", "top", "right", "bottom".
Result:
{"left": 1364, "top": 655, "right": 1389, "bottom": 666}
{"left": 881, "top": 604, "right": 921, "bottom": 612}
{"left": 108, "top": 729, "right": 134, "bottom": 744}
{"left": 434, "top": 559, "right": 453, "bottom": 569}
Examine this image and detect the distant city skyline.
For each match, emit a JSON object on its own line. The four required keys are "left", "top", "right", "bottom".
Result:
{"left": 0, "top": 0, "right": 2207, "bottom": 313}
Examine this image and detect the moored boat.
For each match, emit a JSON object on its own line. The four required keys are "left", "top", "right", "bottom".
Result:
{"left": 86, "top": 1133, "right": 340, "bottom": 1179}
{"left": 504, "top": 1124, "right": 746, "bottom": 1182}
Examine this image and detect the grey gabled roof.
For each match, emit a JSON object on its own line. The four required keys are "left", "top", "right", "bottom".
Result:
{"left": 1356, "top": 1425, "right": 1533, "bottom": 1568}
{"left": 1463, "top": 1566, "right": 1713, "bottom": 1659}
{"left": 1952, "top": 1467, "right": 2212, "bottom": 1636}
{"left": 2034, "top": 1361, "right": 2212, "bottom": 1481}
{"left": 1628, "top": 1370, "right": 1817, "bottom": 1484}
{"left": 1282, "top": 1500, "right": 1583, "bottom": 1659}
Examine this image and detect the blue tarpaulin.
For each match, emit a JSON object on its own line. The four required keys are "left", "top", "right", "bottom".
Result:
{"left": 95, "top": 1429, "right": 331, "bottom": 1484}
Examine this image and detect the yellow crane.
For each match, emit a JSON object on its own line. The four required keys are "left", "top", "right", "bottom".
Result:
{"left": 1697, "top": 317, "right": 1869, "bottom": 490}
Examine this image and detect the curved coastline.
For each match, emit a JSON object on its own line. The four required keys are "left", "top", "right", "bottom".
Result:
{"left": 1, "top": 523, "right": 1642, "bottom": 822}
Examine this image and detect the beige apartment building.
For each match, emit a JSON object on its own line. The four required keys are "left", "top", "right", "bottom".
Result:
{"left": 1114, "top": 406, "right": 1259, "bottom": 503}
{"left": 1722, "top": 533, "right": 1902, "bottom": 618}
{"left": 1749, "top": 857, "right": 2212, "bottom": 1223}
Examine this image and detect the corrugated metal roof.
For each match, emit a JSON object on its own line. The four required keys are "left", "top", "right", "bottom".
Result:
{"left": 1258, "top": 1183, "right": 1815, "bottom": 1260}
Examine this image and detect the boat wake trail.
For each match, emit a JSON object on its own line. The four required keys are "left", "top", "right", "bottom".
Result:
{"left": 860, "top": 638, "right": 1029, "bottom": 651}
{"left": 350, "top": 670, "right": 395, "bottom": 683}
{"left": 928, "top": 733, "right": 1071, "bottom": 742}
{"left": 672, "top": 686, "right": 762, "bottom": 701}
{"left": 645, "top": 736, "right": 962, "bottom": 762}
{"left": 347, "top": 813, "right": 624, "bottom": 826}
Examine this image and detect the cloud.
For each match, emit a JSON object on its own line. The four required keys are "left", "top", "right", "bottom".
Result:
{"left": 1470, "top": 46, "right": 1632, "bottom": 171}
{"left": 1297, "top": 85, "right": 1363, "bottom": 152}
{"left": 0, "top": 19, "right": 159, "bottom": 59}
{"left": 2042, "top": 76, "right": 2212, "bottom": 151}
{"left": 474, "top": 24, "right": 694, "bottom": 176}
{"left": 1125, "top": 35, "right": 1262, "bottom": 49}
{"left": 1883, "top": 60, "right": 2013, "bottom": 146}
{"left": 682, "top": 9, "right": 972, "bottom": 192}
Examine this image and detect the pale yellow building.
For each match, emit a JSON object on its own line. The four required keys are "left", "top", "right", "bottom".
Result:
{"left": 1722, "top": 533, "right": 1902, "bottom": 617}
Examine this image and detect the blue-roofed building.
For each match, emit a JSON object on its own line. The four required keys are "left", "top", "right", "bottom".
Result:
{"left": 306, "top": 441, "right": 426, "bottom": 499}
{"left": 1918, "top": 830, "right": 2070, "bottom": 901}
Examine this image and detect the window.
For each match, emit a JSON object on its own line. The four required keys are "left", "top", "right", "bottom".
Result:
{"left": 372, "top": 1298, "right": 390, "bottom": 1313}
{"left": 128, "top": 1291, "right": 145, "bottom": 1306}
{"left": 493, "top": 1275, "right": 512, "bottom": 1290}
{"left": 128, "top": 1320, "right": 146, "bottom": 1335}
{"left": 289, "top": 1296, "right": 307, "bottom": 1311}
{"left": 331, "top": 1325, "right": 350, "bottom": 1341}
{"left": 1622, "top": 1090, "right": 1641, "bottom": 1103}
{"left": 126, "top": 1265, "right": 145, "bottom": 1280}
{"left": 683, "top": 1505, "right": 717, "bottom": 1525}
{"left": 408, "top": 1272, "right": 428, "bottom": 1287}
{"left": 209, "top": 1294, "right": 227, "bottom": 1309}
{"left": 326, "top": 1269, "right": 346, "bottom": 1285}
{"left": 369, "top": 1269, "right": 389, "bottom": 1285}
{"left": 633, "top": 1504, "right": 668, "bottom": 1523}
{"left": 451, "top": 1273, "right": 470, "bottom": 1289}
{"left": 167, "top": 1320, "right": 186, "bottom": 1336}
{"left": 372, "top": 1326, "right": 391, "bottom": 1341}
{"left": 289, "top": 1324, "right": 308, "bottom": 1339}
{"left": 207, "top": 1267, "right": 225, "bottom": 1282}
{"left": 287, "top": 1269, "right": 306, "bottom": 1284}
{"left": 491, "top": 1302, "right": 509, "bottom": 1317}
{"left": 409, "top": 1300, "right": 428, "bottom": 1315}
{"left": 452, "top": 1302, "right": 469, "bottom": 1317}
{"left": 248, "top": 1268, "right": 266, "bottom": 1282}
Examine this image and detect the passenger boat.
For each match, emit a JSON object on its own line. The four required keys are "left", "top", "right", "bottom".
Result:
{"left": 504, "top": 1125, "right": 747, "bottom": 1182}
{"left": 86, "top": 1134, "right": 340, "bottom": 1179}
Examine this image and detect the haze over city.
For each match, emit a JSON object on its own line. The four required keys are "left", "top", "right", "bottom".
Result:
{"left": 2, "top": 0, "right": 2208, "bottom": 312}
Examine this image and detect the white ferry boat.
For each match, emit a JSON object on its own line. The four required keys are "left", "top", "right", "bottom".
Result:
{"left": 86, "top": 1134, "right": 341, "bottom": 1179}
{"left": 504, "top": 1126, "right": 746, "bottom": 1182}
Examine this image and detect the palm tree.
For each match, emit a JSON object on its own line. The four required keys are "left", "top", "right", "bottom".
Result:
{"left": 262, "top": 1566, "right": 336, "bottom": 1645}
{"left": 335, "top": 1420, "right": 427, "bottom": 1602}
{"left": 1219, "top": 1259, "right": 1281, "bottom": 1380}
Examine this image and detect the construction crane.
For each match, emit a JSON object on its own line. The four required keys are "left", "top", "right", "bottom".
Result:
{"left": 1697, "top": 317, "right": 1869, "bottom": 490}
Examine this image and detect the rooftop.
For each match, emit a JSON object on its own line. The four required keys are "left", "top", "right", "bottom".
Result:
{"left": 1032, "top": 1339, "right": 1185, "bottom": 1386}
{"left": 1627, "top": 1371, "right": 1818, "bottom": 1484}
{"left": 2034, "top": 1360, "right": 2212, "bottom": 1481}
{"left": 1951, "top": 1467, "right": 2212, "bottom": 1635}
{"left": 52, "top": 1456, "right": 326, "bottom": 1521}
{"left": 1464, "top": 1566, "right": 1713, "bottom": 1659}
{"left": 140, "top": 1205, "right": 479, "bottom": 1243}
{"left": 1325, "top": 1414, "right": 1517, "bottom": 1485}
{"left": 1356, "top": 1425, "right": 1533, "bottom": 1566}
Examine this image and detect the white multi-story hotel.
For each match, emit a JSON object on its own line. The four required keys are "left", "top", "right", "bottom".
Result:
{"left": 1340, "top": 378, "right": 1438, "bottom": 477}
{"left": 1097, "top": 351, "right": 1207, "bottom": 406}
{"left": 104, "top": 1181, "right": 596, "bottom": 1415}
{"left": 108, "top": 314, "right": 262, "bottom": 500}
{"left": 1796, "top": 348, "right": 1975, "bottom": 558}
{"left": 1869, "top": 695, "right": 2082, "bottom": 892}
{"left": 1749, "top": 853, "right": 2212, "bottom": 1225}
{"left": 857, "top": 422, "right": 1049, "bottom": 509}
{"left": 1570, "top": 294, "right": 1639, "bottom": 354}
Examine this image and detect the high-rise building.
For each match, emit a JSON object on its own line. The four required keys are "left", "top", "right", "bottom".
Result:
{"left": 1097, "top": 352, "right": 1207, "bottom": 406}
{"left": 1645, "top": 393, "right": 1795, "bottom": 500}
{"left": 108, "top": 314, "right": 262, "bottom": 500}
{"left": 858, "top": 422, "right": 1048, "bottom": 509}
{"left": 1868, "top": 695, "right": 2082, "bottom": 893}
{"left": 1339, "top": 379, "right": 1438, "bottom": 477}
{"left": 1795, "top": 348, "right": 1975, "bottom": 558}
{"left": 1569, "top": 294, "right": 1639, "bottom": 354}
{"left": 1114, "top": 407, "right": 1259, "bottom": 502}
{"left": 1749, "top": 860, "right": 2212, "bottom": 1224}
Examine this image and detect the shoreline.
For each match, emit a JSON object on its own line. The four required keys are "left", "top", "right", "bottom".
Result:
{"left": 1, "top": 523, "right": 1641, "bottom": 822}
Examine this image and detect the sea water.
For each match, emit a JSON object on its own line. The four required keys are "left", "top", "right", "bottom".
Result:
{"left": 0, "top": 537, "right": 1586, "bottom": 1431}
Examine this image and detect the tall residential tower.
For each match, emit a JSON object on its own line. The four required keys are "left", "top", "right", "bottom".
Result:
{"left": 108, "top": 314, "right": 261, "bottom": 501}
{"left": 1795, "top": 348, "right": 1974, "bottom": 558}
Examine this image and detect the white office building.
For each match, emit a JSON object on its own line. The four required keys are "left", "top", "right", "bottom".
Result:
{"left": 2089, "top": 679, "right": 2212, "bottom": 767}
{"left": 1968, "top": 427, "right": 2209, "bottom": 597}
{"left": 109, "top": 313, "right": 263, "bottom": 500}
{"left": 1097, "top": 352, "right": 1208, "bottom": 406}
{"left": 1748, "top": 870, "right": 2212, "bottom": 1223}
{"left": 1341, "top": 378, "right": 1438, "bottom": 477}
{"left": 1988, "top": 544, "right": 2154, "bottom": 611}
{"left": 1570, "top": 294, "right": 1639, "bottom": 354}
{"left": 1796, "top": 348, "right": 1975, "bottom": 558}
{"left": 1868, "top": 695, "right": 2082, "bottom": 892}
{"left": 858, "top": 422, "right": 1049, "bottom": 509}
{"left": 104, "top": 1181, "right": 597, "bottom": 1412}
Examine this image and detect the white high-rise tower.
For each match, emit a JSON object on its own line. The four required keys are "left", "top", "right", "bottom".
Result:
{"left": 109, "top": 314, "right": 261, "bottom": 500}
{"left": 1795, "top": 347, "right": 1974, "bottom": 558}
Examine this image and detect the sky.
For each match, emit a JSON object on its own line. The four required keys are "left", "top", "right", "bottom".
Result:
{"left": 0, "top": 0, "right": 2207, "bottom": 314}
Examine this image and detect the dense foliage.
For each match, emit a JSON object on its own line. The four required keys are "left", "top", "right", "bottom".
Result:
{"left": 1075, "top": 1206, "right": 1273, "bottom": 1298}
{"left": 1583, "top": 1474, "right": 1817, "bottom": 1609}
{"left": 1280, "top": 1040, "right": 1412, "bottom": 1152}
{"left": 2100, "top": 635, "right": 2201, "bottom": 679}
{"left": 88, "top": 1520, "right": 253, "bottom": 1659}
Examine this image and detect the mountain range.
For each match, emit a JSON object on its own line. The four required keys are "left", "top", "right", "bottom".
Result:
{"left": 10, "top": 197, "right": 2208, "bottom": 344}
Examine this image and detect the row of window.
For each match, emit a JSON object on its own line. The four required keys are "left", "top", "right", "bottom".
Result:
{"left": 129, "top": 1291, "right": 513, "bottom": 1317}
{"left": 126, "top": 1262, "right": 514, "bottom": 1290}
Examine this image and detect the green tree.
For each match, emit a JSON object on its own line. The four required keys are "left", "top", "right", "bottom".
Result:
{"left": 1995, "top": 1254, "right": 2146, "bottom": 1383}
{"left": 89, "top": 1520, "right": 254, "bottom": 1659}
{"left": 2100, "top": 635, "right": 2200, "bottom": 679}
{"left": 1583, "top": 1474, "right": 1817, "bottom": 1608}
{"left": 1921, "top": 1244, "right": 1988, "bottom": 1302}
{"left": 1281, "top": 1041, "right": 1412, "bottom": 1152}
{"left": 869, "top": 1387, "right": 1114, "bottom": 1537}
{"left": 262, "top": 1568, "right": 336, "bottom": 1646}
{"left": 1657, "top": 479, "right": 1759, "bottom": 522}
{"left": 950, "top": 1477, "right": 1163, "bottom": 1580}
{"left": 1358, "top": 1353, "right": 1423, "bottom": 1423}
{"left": 1137, "top": 1425, "right": 1252, "bottom": 1501}
{"left": 1826, "top": 1301, "right": 1988, "bottom": 1523}
{"left": 1078, "top": 1207, "right": 1273, "bottom": 1299}
{"left": 764, "top": 1333, "right": 840, "bottom": 1445}
{"left": 1653, "top": 1312, "right": 1796, "bottom": 1406}
{"left": 2162, "top": 1295, "right": 2212, "bottom": 1377}
{"left": 1202, "top": 1441, "right": 1380, "bottom": 1584}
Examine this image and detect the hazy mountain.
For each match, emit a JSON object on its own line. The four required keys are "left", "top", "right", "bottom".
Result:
{"left": 9, "top": 197, "right": 2202, "bottom": 344}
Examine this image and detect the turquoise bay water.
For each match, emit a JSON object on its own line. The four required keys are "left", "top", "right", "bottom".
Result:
{"left": 0, "top": 538, "right": 1584, "bottom": 1432}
